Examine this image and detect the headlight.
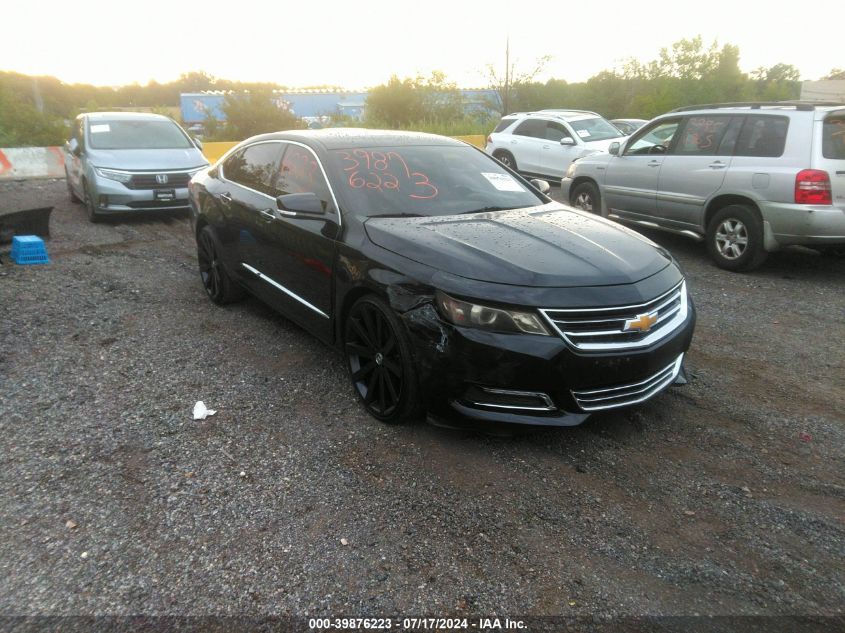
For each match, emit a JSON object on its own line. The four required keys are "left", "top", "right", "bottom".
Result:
{"left": 436, "top": 291, "right": 550, "bottom": 336}
{"left": 94, "top": 167, "right": 132, "bottom": 183}
{"left": 565, "top": 162, "right": 578, "bottom": 178}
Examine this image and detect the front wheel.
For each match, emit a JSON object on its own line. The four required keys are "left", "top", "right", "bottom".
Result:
{"left": 66, "top": 171, "right": 81, "bottom": 203}
{"left": 344, "top": 295, "right": 423, "bottom": 424}
{"left": 706, "top": 205, "right": 767, "bottom": 272}
{"left": 570, "top": 181, "right": 601, "bottom": 214}
{"left": 83, "top": 182, "right": 101, "bottom": 223}
{"left": 493, "top": 150, "right": 518, "bottom": 172}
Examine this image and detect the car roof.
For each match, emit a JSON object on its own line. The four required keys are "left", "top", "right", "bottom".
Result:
{"left": 246, "top": 128, "right": 467, "bottom": 150}
{"left": 503, "top": 110, "right": 601, "bottom": 123}
{"left": 82, "top": 111, "right": 173, "bottom": 122}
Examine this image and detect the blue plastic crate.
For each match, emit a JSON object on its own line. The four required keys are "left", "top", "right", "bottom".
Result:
{"left": 10, "top": 235, "right": 50, "bottom": 265}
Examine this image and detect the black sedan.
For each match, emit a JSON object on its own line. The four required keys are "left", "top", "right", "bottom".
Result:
{"left": 188, "top": 129, "right": 695, "bottom": 426}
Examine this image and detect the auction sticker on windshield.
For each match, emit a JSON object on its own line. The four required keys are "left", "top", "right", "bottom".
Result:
{"left": 90, "top": 124, "right": 110, "bottom": 133}
{"left": 482, "top": 172, "right": 525, "bottom": 192}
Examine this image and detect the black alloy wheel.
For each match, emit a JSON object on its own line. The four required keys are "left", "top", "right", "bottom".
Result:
{"left": 344, "top": 296, "right": 422, "bottom": 424}
{"left": 197, "top": 225, "right": 244, "bottom": 304}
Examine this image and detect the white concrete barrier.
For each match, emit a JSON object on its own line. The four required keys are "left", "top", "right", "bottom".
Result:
{"left": 0, "top": 147, "right": 66, "bottom": 180}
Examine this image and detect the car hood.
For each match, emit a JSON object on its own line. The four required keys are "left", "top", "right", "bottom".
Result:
{"left": 87, "top": 147, "right": 208, "bottom": 171}
{"left": 581, "top": 137, "right": 623, "bottom": 151}
{"left": 364, "top": 203, "right": 672, "bottom": 288}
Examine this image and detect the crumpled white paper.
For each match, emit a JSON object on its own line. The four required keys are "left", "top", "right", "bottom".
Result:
{"left": 192, "top": 401, "right": 217, "bottom": 420}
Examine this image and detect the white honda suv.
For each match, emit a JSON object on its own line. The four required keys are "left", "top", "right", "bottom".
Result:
{"left": 485, "top": 109, "right": 627, "bottom": 181}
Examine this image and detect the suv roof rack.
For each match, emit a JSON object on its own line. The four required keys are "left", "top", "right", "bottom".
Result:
{"left": 504, "top": 109, "right": 600, "bottom": 118}
{"left": 671, "top": 101, "right": 845, "bottom": 113}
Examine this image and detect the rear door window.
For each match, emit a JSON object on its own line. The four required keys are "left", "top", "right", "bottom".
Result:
{"left": 734, "top": 115, "right": 789, "bottom": 158}
{"left": 512, "top": 118, "right": 545, "bottom": 139}
{"left": 822, "top": 115, "right": 845, "bottom": 159}
{"left": 223, "top": 142, "right": 283, "bottom": 195}
{"left": 674, "top": 115, "right": 735, "bottom": 156}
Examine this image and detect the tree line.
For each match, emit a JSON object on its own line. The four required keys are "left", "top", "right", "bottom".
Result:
{"left": 1, "top": 38, "right": 841, "bottom": 147}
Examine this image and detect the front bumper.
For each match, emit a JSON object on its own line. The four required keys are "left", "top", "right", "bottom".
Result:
{"left": 559, "top": 177, "right": 573, "bottom": 202}
{"left": 90, "top": 174, "right": 190, "bottom": 213}
{"left": 761, "top": 201, "right": 845, "bottom": 247}
{"left": 403, "top": 298, "right": 696, "bottom": 427}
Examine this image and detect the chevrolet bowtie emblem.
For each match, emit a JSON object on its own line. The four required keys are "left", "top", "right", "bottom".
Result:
{"left": 624, "top": 311, "right": 658, "bottom": 333}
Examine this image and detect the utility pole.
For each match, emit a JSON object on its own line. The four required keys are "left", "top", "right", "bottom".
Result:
{"left": 503, "top": 36, "right": 510, "bottom": 115}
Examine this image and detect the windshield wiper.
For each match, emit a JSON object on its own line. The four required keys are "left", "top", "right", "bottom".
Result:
{"left": 461, "top": 206, "right": 515, "bottom": 214}
{"left": 368, "top": 213, "right": 424, "bottom": 218}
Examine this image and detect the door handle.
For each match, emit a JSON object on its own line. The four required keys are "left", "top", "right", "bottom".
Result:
{"left": 542, "top": 145, "right": 551, "bottom": 149}
{"left": 708, "top": 161, "right": 727, "bottom": 169}
{"left": 648, "top": 161, "right": 661, "bottom": 167}
{"left": 220, "top": 192, "right": 233, "bottom": 203}
{"left": 259, "top": 208, "right": 277, "bottom": 222}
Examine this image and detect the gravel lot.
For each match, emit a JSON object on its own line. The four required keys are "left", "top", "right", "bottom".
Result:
{"left": 1, "top": 179, "right": 843, "bottom": 624}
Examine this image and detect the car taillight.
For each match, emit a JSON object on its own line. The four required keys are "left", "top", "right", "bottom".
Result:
{"left": 794, "top": 169, "right": 832, "bottom": 205}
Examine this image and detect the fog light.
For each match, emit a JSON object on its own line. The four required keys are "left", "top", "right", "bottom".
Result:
{"left": 98, "top": 195, "right": 108, "bottom": 208}
{"left": 463, "top": 386, "right": 555, "bottom": 412}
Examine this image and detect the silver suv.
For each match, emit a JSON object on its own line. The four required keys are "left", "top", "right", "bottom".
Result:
{"left": 561, "top": 102, "right": 845, "bottom": 271}
{"left": 64, "top": 112, "right": 209, "bottom": 222}
{"left": 485, "top": 109, "right": 627, "bottom": 181}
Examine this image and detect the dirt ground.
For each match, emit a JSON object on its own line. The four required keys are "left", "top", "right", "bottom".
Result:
{"left": 1, "top": 179, "right": 843, "bottom": 626}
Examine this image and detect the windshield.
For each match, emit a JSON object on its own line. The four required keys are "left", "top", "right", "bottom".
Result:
{"left": 328, "top": 145, "right": 545, "bottom": 218}
{"left": 88, "top": 119, "right": 193, "bottom": 150}
{"left": 568, "top": 117, "right": 624, "bottom": 142}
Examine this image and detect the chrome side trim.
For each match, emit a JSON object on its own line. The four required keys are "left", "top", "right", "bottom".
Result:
{"left": 219, "top": 139, "right": 342, "bottom": 229}
{"left": 468, "top": 388, "right": 556, "bottom": 412}
{"left": 241, "top": 263, "right": 329, "bottom": 319}
{"left": 571, "top": 354, "right": 683, "bottom": 412}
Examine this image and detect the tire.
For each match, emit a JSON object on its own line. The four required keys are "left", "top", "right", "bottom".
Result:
{"left": 570, "top": 181, "right": 601, "bottom": 214}
{"left": 494, "top": 150, "right": 518, "bottom": 172}
{"left": 706, "top": 204, "right": 768, "bottom": 272}
{"left": 196, "top": 225, "right": 245, "bottom": 305}
{"left": 83, "top": 181, "right": 101, "bottom": 223}
{"left": 344, "top": 295, "right": 423, "bottom": 424}
{"left": 66, "top": 171, "right": 81, "bottom": 203}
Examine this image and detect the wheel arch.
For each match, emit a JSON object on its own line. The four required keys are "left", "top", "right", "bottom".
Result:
{"left": 704, "top": 194, "right": 762, "bottom": 231}
{"left": 569, "top": 176, "right": 600, "bottom": 201}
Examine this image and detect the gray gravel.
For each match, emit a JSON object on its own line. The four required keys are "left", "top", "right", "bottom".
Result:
{"left": 1, "top": 179, "right": 843, "bottom": 619}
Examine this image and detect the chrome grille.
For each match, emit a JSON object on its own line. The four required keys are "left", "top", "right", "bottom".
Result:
{"left": 571, "top": 354, "right": 683, "bottom": 411}
{"left": 540, "top": 281, "right": 687, "bottom": 352}
{"left": 126, "top": 172, "right": 192, "bottom": 190}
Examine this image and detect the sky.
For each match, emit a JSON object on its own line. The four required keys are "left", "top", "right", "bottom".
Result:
{"left": 2, "top": 0, "right": 841, "bottom": 89}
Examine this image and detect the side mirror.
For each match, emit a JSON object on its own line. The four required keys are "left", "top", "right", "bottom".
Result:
{"left": 68, "top": 138, "right": 81, "bottom": 156}
{"left": 276, "top": 192, "right": 326, "bottom": 216}
{"left": 560, "top": 137, "right": 576, "bottom": 146}
{"left": 530, "top": 178, "right": 551, "bottom": 195}
{"left": 193, "top": 137, "right": 203, "bottom": 150}
{"left": 608, "top": 142, "right": 621, "bottom": 156}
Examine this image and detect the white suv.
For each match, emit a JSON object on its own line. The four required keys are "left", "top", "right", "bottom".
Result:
{"left": 485, "top": 109, "right": 627, "bottom": 180}
{"left": 561, "top": 101, "right": 845, "bottom": 271}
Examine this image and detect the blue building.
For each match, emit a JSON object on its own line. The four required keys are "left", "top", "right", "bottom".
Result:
{"left": 180, "top": 89, "right": 499, "bottom": 125}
